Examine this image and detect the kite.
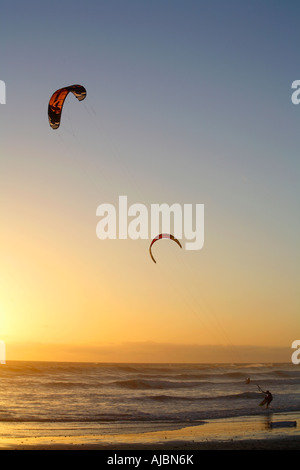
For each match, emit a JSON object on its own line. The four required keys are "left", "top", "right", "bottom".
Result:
{"left": 149, "top": 233, "right": 182, "bottom": 263}
{"left": 48, "top": 84, "right": 87, "bottom": 129}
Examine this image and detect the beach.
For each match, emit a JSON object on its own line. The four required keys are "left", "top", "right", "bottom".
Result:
{"left": 0, "top": 412, "right": 299, "bottom": 450}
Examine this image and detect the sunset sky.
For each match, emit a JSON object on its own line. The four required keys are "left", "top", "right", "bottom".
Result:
{"left": 1, "top": 0, "right": 299, "bottom": 362}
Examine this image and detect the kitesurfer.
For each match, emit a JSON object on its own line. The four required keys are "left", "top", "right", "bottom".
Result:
{"left": 258, "top": 386, "right": 273, "bottom": 408}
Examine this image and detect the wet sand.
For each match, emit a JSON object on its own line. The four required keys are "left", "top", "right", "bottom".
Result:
{"left": 0, "top": 412, "right": 299, "bottom": 450}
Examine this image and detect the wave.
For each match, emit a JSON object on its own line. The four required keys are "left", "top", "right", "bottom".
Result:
{"left": 1, "top": 403, "right": 299, "bottom": 424}
{"left": 2, "top": 361, "right": 299, "bottom": 378}
{"left": 8, "top": 377, "right": 299, "bottom": 391}
{"left": 41, "top": 381, "right": 101, "bottom": 389}
{"left": 272, "top": 369, "right": 300, "bottom": 378}
{"left": 110, "top": 376, "right": 300, "bottom": 390}
{"left": 110, "top": 379, "right": 211, "bottom": 390}
{"left": 2, "top": 374, "right": 299, "bottom": 393}
{"left": 138, "top": 391, "right": 262, "bottom": 402}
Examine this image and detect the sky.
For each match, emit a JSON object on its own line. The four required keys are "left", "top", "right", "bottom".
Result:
{"left": 1, "top": 0, "right": 299, "bottom": 362}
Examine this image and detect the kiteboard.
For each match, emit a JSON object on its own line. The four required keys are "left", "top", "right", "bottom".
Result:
{"left": 259, "top": 397, "right": 267, "bottom": 407}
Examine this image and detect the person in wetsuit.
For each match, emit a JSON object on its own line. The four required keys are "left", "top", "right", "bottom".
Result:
{"left": 259, "top": 388, "right": 273, "bottom": 408}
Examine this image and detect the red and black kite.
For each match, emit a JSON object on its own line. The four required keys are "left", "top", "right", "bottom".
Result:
{"left": 48, "top": 84, "right": 86, "bottom": 129}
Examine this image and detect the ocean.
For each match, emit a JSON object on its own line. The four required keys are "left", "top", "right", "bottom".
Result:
{"left": 0, "top": 362, "right": 299, "bottom": 441}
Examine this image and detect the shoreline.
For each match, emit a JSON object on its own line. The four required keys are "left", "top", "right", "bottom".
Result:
{"left": 0, "top": 412, "right": 299, "bottom": 450}
{"left": 1, "top": 438, "right": 298, "bottom": 450}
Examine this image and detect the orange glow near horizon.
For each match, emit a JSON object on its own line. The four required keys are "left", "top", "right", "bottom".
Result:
{"left": 0, "top": 190, "right": 297, "bottom": 363}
